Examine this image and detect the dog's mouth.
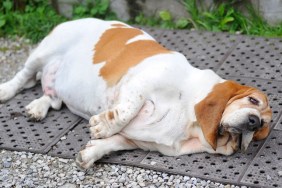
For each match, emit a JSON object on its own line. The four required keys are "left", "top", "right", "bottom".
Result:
{"left": 219, "top": 124, "right": 254, "bottom": 152}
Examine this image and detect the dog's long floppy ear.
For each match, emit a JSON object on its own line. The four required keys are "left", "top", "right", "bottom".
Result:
{"left": 194, "top": 81, "right": 255, "bottom": 150}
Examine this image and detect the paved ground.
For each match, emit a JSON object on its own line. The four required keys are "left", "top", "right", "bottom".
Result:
{"left": 0, "top": 27, "right": 281, "bottom": 188}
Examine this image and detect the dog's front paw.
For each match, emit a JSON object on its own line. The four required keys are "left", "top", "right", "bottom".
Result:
{"left": 89, "top": 114, "right": 112, "bottom": 139}
{"left": 0, "top": 83, "right": 16, "bottom": 103}
{"left": 75, "top": 140, "right": 101, "bottom": 169}
{"left": 25, "top": 98, "right": 49, "bottom": 121}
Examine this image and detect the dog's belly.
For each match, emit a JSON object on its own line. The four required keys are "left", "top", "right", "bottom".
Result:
{"left": 121, "top": 98, "right": 188, "bottom": 146}
{"left": 52, "top": 57, "right": 114, "bottom": 119}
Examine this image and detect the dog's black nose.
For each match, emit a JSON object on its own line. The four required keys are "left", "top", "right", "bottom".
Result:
{"left": 248, "top": 115, "right": 261, "bottom": 131}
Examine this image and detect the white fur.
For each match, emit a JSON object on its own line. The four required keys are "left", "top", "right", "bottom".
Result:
{"left": 0, "top": 18, "right": 238, "bottom": 169}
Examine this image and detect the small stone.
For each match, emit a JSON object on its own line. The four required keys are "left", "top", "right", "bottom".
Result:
{"left": 3, "top": 161, "right": 11, "bottom": 168}
{"left": 59, "top": 183, "right": 76, "bottom": 188}
{"left": 127, "top": 169, "right": 133, "bottom": 174}
{"left": 58, "top": 158, "right": 69, "bottom": 163}
{"left": 119, "top": 177, "right": 126, "bottom": 183}
{"left": 60, "top": 136, "right": 67, "bottom": 140}
{"left": 139, "top": 182, "right": 145, "bottom": 187}
{"left": 21, "top": 155, "right": 27, "bottom": 159}
{"left": 266, "top": 175, "right": 272, "bottom": 180}
{"left": 278, "top": 171, "right": 282, "bottom": 177}
{"left": 120, "top": 166, "right": 127, "bottom": 172}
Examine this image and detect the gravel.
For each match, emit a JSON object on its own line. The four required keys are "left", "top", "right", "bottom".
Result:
{"left": 0, "top": 37, "right": 241, "bottom": 187}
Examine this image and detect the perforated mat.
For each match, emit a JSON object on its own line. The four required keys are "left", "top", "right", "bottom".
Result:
{"left": 1, "top": 29, "right": 282, "bottom": 187}
{"left": 0, "top": 85, "right": 81, "bottom": 153}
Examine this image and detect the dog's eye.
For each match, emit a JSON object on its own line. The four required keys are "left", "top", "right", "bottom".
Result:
{"left": 249, "top": 97, "right": 259, "bottom": 105}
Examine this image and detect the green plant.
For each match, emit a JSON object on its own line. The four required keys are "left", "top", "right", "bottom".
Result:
{"left": 73, "top": 0, "right": 117, "bottom": 20}
{"left": 133, "top": 10, "right": 189, "bottom": 29}
{"left": 182, "top": 0, "right": 282, "bottom": 37}
{"left": 0, "top": 0, "right": 66, "bottom": 43}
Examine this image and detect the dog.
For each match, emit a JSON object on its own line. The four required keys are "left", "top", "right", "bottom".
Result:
{"left": 0, "top": 18, "right": 272, "bottom": 169}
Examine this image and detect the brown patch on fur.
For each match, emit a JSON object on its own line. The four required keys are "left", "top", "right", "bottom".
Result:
{"left": 195, "top": 81, "right": 257, "bottom": 150}
{"left": 111, "top": 23, "right": 127, "bottom": 27}
{"left": 93, "top": 27, "right": 171, "bottom": 86}
{"left": 108, "top": 111, "right": 114, "bottom": 120}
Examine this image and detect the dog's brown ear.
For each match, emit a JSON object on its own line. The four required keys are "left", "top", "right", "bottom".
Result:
{"left": 253, "top": 124, "right": 270, "bottom": 141}
{"left": 195, "top": 81, "right": 254, "bottom": 150}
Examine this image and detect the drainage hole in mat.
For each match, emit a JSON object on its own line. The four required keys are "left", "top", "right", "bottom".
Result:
{"left": 247, "top": 174, "right": 253, "bottom": 177}
{"left": 273, "top": 184, "right": 278, "bottom": 187}
{"left": 121, "top": 158, "right": 126, "bottom": 161}
{"left": 198, "top": 166, "right": 203, "bottom": 169}
{"left": 146, "top": 157, "right": 151, "bottom": 160}
{"left": 259, "top": 170, "right": 265, "bottom": 174}
{"left": 204, "top": 173, "right": 209, "bottom": 176}
{"left": 216, "top": 169, "right": 221, "bottom": 173}
{"left": 222, "top": 176, "right": 227, "bottom": 179}
{"left": 253, "top": 180, "right": 259, "bottom": 184}
{"left": 168, "top": 166, "right": 173, "bottom": 170}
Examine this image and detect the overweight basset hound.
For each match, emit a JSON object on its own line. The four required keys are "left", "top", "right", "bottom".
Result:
{"left": 0, "top": 18, "right": 272, "bottom": 169}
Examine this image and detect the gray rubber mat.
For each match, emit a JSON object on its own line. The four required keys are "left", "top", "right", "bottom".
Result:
{"left": 157, "top": 30, "right": 241, "bottom": 71}
{"left": 217, "top": 37, "right": 282, "bottom": 80}
{"left": 0, "top": 85, "right": 81, "bottom": 153}
{"left": 275, "top": 116, "right": 282, "bottom": 130}
{"left": 1, "top": 29, "right": 282, "bottom": 187}
{"left": 241, "top": 130, "right": 282, "bottom": 187}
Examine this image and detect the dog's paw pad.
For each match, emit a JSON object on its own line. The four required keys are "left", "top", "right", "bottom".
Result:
{"left": 89, "top": 123, "right": 110, "bottom": 139}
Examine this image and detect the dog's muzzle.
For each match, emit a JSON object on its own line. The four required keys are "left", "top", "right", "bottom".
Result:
{"left": 219, "top": 114, "right": 262, "bottom": 152}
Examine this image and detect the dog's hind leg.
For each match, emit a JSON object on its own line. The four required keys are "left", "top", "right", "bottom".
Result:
{"left": 25, "top": 95, "right": 62, "bottom": 121}
{"left": 0, "top": 40, "right": 51, "bottom": 102}
{"left": 76, "top": 134, "right": 137, "bottom": 169}
{"left": 25, "top": 59, "right": 63, "bottom": 121}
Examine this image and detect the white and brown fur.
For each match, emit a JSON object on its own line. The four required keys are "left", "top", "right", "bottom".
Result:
{"left": 0, "top": 18, "right": 272, "bottom": 169}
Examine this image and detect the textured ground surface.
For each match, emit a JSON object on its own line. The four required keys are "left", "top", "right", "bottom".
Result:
{"left": 0, "top": 27, "right": 281, "bottom": 188}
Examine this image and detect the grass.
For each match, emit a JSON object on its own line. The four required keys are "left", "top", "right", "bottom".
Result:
{"left": 0, "top": 0, "right": 281, "bottom": 43}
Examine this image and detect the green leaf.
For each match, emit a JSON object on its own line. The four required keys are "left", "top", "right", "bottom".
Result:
{"left": 203, "top": 12, "right": 216, "bottom": 20}
{"left": 220, "top": 17, "right": 234, "bottom": 26}
{"left": 175, "top": 19, "right": 189, "bottom": 28}
{"left": 90, "top": 7, "right": 98, "bottom": 15}
{"left": 159, "top": 10, "right": 172, "bottom": 21}
{"left": 218, "top": 4, "right": 225, "bottom": 16}
{"left": 3, "top": 0, "right": 13, "bottom": 11}
{"left": 0, "top": 19, "right": 6, "bottom": 28}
